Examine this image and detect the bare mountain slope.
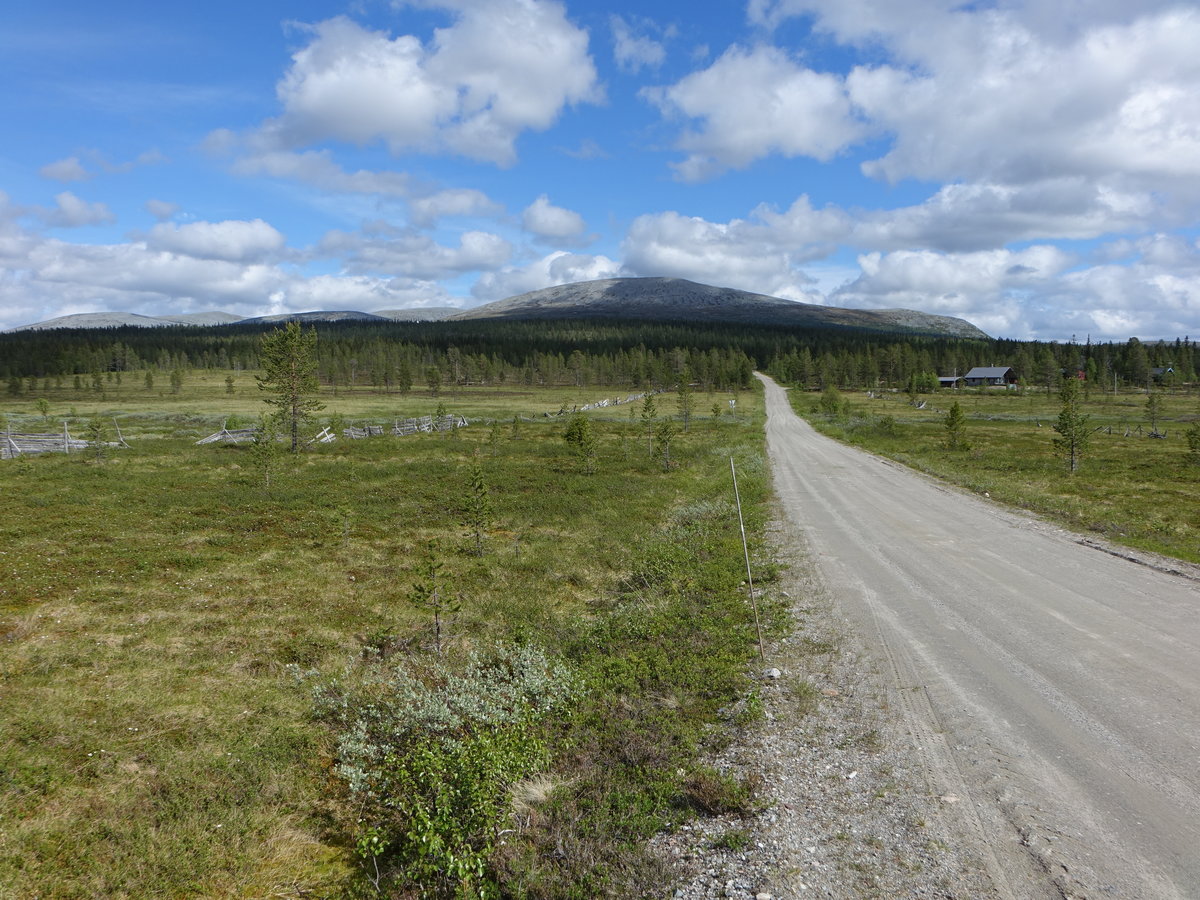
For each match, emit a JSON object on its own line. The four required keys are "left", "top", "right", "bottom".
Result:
{"left": 450, "top": 277, "right": 989, "bottom": 338}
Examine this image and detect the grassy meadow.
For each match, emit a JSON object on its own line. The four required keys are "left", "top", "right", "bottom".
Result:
{"left": 794, "top": 383, "right": 1200, "bottom": 564}
{"left": 0, "top": 373, "right": 778, "bottom": 898}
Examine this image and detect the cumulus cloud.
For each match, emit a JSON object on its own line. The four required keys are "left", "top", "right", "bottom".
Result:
{"left": 0, "top": 221, "right": 469, "bottom": 329}
{"left": 644, "top": 44, "right": 866, "bottom": 180}
{"left": 40, "top": 157, "right": 90, "bottom": 182}
{"left": 146, "top": 219, "right": 287, "bottom": 262}
{"left": 611, "top": 15, "right": 667, "bottom": 72}
{"left": 522, "top": 194, "right": 588, "bottom": 242}
{"left": 258, "top": 2, "right": 600, "bottom": 166}
{"left": 829, "top": 246, "right": 1076, "bottom": 336}
{"left": 39, "top": 192, "right": 115, "bottom": 228}
{"left": 409, "top": 188, "right": 503, "bottom": 227}
{"left": 622, "top": 196, "right": 850, "bottom": 298}
{"left": 145, "top": 199, "right": 179, "bottom": 221}
{"left": 744, "top": 1, "right": 1200, "bottom": 190}
{"left": 317, "top": 227, "right": 512, "bottom": 279}
{"left": 852, "top": 179, "right": 1161, "bottom": 252}
{"left": 231, "top": 148, "right": 411, "bottom": 196}
{"left": 471, "top": 250, "right": 621, "bottom": 301}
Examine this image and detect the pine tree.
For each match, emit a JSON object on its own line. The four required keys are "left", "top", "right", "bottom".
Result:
{"left": 944, "top": 401, "right": 970, "bottom": 450}
{"left": 1145, "top": 391, "right": 1163, "bottom": 435}
{"left": 465, "top": 457, "right": 493, "bottom": 556}
{"left": 256, "top": 322, "right": 325, "bottom": 453}
{"left": 408, "top": 541, "right": 458, "bottom": 655}
{"left": 676, "top": 369, "right": 694, "bottom": 432}
{"left": 654, "top": 418, "right": 679, "bottom": 471}
{"left": 640, "top": 394, "right": 657, "bottom": 455}
{"left": 1052, "top": 377, "right": 1090, "bottom": 473}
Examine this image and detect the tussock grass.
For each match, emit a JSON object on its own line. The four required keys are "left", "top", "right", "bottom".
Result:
{"left": 797, "top": 386, "right": 1200, "bottom": 563}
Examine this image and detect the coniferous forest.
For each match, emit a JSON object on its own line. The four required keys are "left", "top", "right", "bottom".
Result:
{"left": 2, "top": 318, "right": 1196, "bottom": 394}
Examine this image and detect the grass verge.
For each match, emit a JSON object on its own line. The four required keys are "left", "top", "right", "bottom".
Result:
{"left": 791, "top": 385, "right": 1200, "bottom": 563}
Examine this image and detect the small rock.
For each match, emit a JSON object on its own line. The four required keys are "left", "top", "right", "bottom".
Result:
{"left": 756, "top": 893, "right": 774, "bottom": 900}
{"left": 764, "top": 667, "right": 782, "bottom": 679}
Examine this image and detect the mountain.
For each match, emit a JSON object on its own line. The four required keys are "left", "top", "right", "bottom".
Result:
{"left": 235, "top": 310, "right": 390, "bottom": 325}
{"left": 373, "top": 307, "right": 461, "bottom": 322}
{"left": 8, "top": 278, "right": 987, "bottom": 338}
{"left": 449, "top": 277, "right": 989, "bottom": 338}
{"left": 11, "top": 311, "right": 242, "bottom": 331}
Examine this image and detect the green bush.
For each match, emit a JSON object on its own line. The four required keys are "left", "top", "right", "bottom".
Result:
{"left": 312, "top": 644, "right": 577, "bottom": 898}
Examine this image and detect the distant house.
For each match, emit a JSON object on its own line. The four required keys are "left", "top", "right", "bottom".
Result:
{"left": 1151, "top": 366, "right": 1175, "bottom": 383}
{"left": 963, "top": 366, "right": 1017, "bottom": 387}
{"left": 937, "top": 375, "right": 962, "bottom": 389}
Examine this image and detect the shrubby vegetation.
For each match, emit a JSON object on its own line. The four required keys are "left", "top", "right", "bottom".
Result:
{"left": 0, "top": 368, "right": 777, "bottom": 897}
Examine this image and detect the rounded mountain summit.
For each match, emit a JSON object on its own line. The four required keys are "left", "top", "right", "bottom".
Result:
{"left": 451, "top": 278, "right": 988, "bottom": 339}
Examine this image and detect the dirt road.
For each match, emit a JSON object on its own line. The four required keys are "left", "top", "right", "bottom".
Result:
{"left": 758, "top": 374, "right": 1200, "bottom": 899}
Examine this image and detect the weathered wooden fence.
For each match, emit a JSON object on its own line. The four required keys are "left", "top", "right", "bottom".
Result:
{"left": 197, "top": 415, "right": 468, "bottom": 445}
{"left": 2, "top": 422, "right": 128, "bottom": 459}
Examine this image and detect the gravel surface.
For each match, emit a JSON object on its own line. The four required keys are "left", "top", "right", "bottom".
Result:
{"left": 654, "top": 514, "right": 1001, "bottom": 900}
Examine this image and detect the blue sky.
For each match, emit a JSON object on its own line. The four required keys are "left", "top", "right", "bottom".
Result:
{"left": 2, "top": 0, "right": 1199, "bottom": 340}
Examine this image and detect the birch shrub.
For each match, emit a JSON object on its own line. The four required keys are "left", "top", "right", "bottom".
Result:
{"left": 312, "top": 644, "right": 577, "bottom": 898}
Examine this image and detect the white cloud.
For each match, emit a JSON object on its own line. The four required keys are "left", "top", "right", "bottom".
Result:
{"left": 40, "top": 192, "right": 115, "bottom": 228}
{"left": 852, "top": 179, "right": 1160, "bottom": 252}
{"left": 747, "top": 3, "right": 1200, "bottom": 190}
{"left": 287, "top": 274, "right": 458, "bottom": 311}
{"left": 145, "top": 199, "right": 179, "bottom": 221}
{"left": 259, "top": 2, "right": 599, "bottom": 166}
{"left": 0, "top": 224, "right": 465, "bottom": 328}
{"left": 522, "top": 194, "right": 587, "bottom": 242}
{"left": 231, "top": 148, "right": 411, "bottom": 196}
{"left": 146, "top": 219, "right": 287, "bottom": 262}
{"left": 409, "top": 188, "right": 503, "bottom": 227}
{"left": 471, "top": 250, "right": 621, "bottom": 301}
{"left": 317, "top": 227, "right": 512, "bottom": 279}
{"left": 40, "top": 157, "right": 90, "bottom": 182}
{"left": 644, "top": 44, "right": 866, "bottom": 180}
{"left": 622, "top": 207, "right": 826, "bottom": 302}
{"left": 611, "top": 15, "right": 666, "bottom": 72}
{"left": 830, "top": 246, "right": 1076, "bottom": 336}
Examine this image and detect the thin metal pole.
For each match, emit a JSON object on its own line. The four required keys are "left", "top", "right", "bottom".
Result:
{"left": 731, "top": 456, "right": 766, "bottom": 661}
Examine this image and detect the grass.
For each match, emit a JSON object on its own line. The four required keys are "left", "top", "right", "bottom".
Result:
{"left": 792, "top": 384, "right": 1200, "bottom": 563}
{"left": 0, "top": 375, "right": 777, "bottom": 898}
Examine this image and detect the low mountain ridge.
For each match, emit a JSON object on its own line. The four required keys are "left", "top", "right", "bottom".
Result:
{"left": 12, "top": 311, "right": 242, "bottom": 331}
{"left": 9, "top": 278, "right": 987, "bottom": 338}
{"left": 448, "top": 277, "right": 989, "bottom": 338}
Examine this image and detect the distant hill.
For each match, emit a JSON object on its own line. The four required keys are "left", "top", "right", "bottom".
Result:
{"left": 11, "top": 311, "right": 242, "bottom": 331}
{"left": 449, "top": 277, "right": 989, "bottom": 339}
{"left": 235, "top": 310, "right": 390, "bottom": 325}
{"left": 8, "top": 278, "right": 987, "bottom": 338}
{"left": 373, "top": 307, "right": 461, "bottom": 322}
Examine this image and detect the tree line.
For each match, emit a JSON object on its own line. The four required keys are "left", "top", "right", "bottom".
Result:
{"left": 2, "top": 317, "right": 1196, "bottom": 394}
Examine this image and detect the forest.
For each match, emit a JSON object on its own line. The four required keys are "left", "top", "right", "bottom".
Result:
{"left": 2, "top": 318, "right": 1196, "bottom": 396}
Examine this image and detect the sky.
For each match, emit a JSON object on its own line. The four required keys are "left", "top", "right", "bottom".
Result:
{"left": 2, "top": 0, "right": 1199, "bottom": 340}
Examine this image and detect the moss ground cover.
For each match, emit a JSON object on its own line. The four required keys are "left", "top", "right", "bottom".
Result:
{"left": 793, "top": 384, "right": 1200, "bottom": 563}
{"left": 0, "top": 376, "right": 775, "bottom": 897}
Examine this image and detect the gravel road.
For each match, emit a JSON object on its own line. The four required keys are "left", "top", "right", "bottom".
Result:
{"left": 754, "top": 374, "right": 1200, "bottom": 899}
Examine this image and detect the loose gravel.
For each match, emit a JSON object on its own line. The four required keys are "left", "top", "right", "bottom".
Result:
{"left": 652, "top": 515, "right": 1002, "bottom": 900}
